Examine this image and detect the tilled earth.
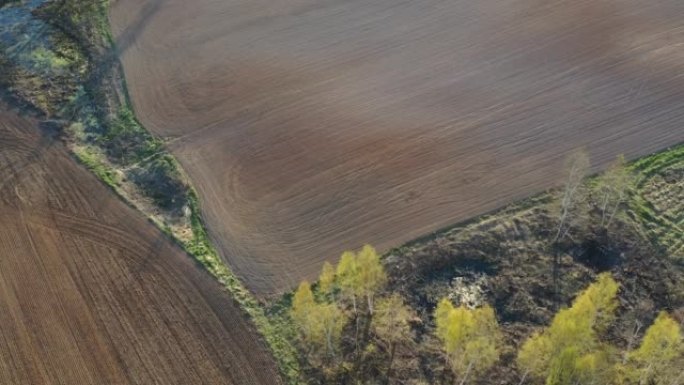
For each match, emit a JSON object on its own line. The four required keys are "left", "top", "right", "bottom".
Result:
{"left": 0, "top": 106, "right": 281, "bottom": 385}
{"left": 110, "top": 0, "right": 684, "bottom": 294}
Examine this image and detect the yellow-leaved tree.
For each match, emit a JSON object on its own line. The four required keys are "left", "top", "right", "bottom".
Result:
{"left": 291, "top": 281, "right": 346, "bottom": 358}
{"left": 337, "top": 250, "right": 361, "bottom": 313}
{"left": 517, "top": 273, "right": 619, "bottom": 385}
{"left": 335, "top": 245, "right": 387, "bottom": 314}
{"left": 434, "top": 298, "right": 501, "bottom": 384}
{"left": 356, "top": 244, "right": 387, "bottom": 314}
{"left": 372, "top": 294, "right": 415, "bottom": 380}
{"left": 626, "top": 311, "right": 683, "bottom": 385}
{"left": 291, "top": 281, "right": 316, "bottom": 342}
{"left": 318, "top": 261, "right": 336, "bottom": 297}
{"left": 314, "top": 302, "right": 346, "bottom": 358}
{"left": 334, "top": 245, "right": 388, "bottom": 355}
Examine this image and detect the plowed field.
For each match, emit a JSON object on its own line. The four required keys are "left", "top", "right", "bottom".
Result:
{"left": 110, "top": 0, "right": 684, "bottom": 294}
{"left": 0, "top": 106, "right": 281, "bottom": 385}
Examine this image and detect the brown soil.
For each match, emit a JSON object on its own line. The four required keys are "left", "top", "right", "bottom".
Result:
{"left": 0, "top": 106, "right": 282, "bottom": 385}
{"left": 110, "top": 0, "right": 684, "bottom": 295}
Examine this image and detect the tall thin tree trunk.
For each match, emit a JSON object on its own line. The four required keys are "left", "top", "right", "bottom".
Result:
{"left": 622, "top": 321, "right": 641, "bottom": 364}
{"left": 385, "top": 342, "right": 396, "bottom": 384}
{"left": 600, "top": 193, "right": 610, "bottom": 226}
{"left": 353, "top": 295, "right": 360, "bottom": 357}
{"left": 458, "top": 361, "right": 473, "bottom": 385}
{"left": 606, "top": 195, "right": 623, "bottom": 228}
{"left": 441, "top": 354, "right": 451, "bottom": 385}
{"left": 552, "top": 246, "right": 561, "bottom": 310}
{"left": 367, "top": 293, "right": 374, "bottom": 315}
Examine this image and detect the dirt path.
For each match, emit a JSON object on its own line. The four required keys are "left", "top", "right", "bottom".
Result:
{"left": 110, "top": 0, "right": 684, "bottom": 295}
{"left": 0, "top": 106, "right": 282, "bottom": 385}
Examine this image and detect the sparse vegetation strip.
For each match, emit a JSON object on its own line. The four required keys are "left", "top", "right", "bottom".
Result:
{"left": 0, "top": 0, "right": 300, "bottom": 383}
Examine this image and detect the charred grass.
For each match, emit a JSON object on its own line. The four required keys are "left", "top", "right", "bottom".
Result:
{"left": 374, "top": 153, "right": 684, "bottom": 384}
{"left": 273, "top": 147, "right": 684, "bottom": 385}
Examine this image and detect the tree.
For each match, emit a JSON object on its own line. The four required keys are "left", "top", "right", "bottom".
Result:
{"left": 551, "top": 150, "right": 590, "bottom": 309}
{"left": 372, "top": 294, "right": 415, "bottom": 380}
{"left": 356, "top": 244, "right": 387, "bottom": 314}
{"left": 573, "top": 349, "right": 616, "bottom": 385}
{"left": 314, "top": 302, "right": 346, "bottom": 358}
{"left": 434, "top": 298, "right": 501, "bottom": 384}
{"left": 337, "top": 250, "right": 361, "bottom": 313}
{"left": 517, "top": 330, "right": 553, "bottom": 380}
{"left": 544, "top": 346, "right": 615, "bottom": 385}
{"left": 554, "top": 149, "right": 590, "bottom": 242}
{"left": 592, "top": 154, "right": 635, "bottom": 228}
{"left": 336, "top": 250, "right": 363, "bottom": 354}
{"left": 318, "top": 261, "right": 336, "bottom": 297}
{"left": 546, "top": 346, "right": 581, "bottom": 385}
{"left": 335, "top": 245, "right": 387, "bottom": 315}
{"left": 628, "top": 311, "right": 683, "bottom": 385}
{"left": 291, "top": 281, "right": 346, "bottom": 358}
{"left": 291, "top": 281, "right": 316, "bottom": 342}
{"left": 334, "top": 245, "right": 387, "bottom": 357}
{"left": 517, "top": 273, "right": 619, "bottom": 385}
{"left": 570, "top": 273, "right": 619, "bottom": 332}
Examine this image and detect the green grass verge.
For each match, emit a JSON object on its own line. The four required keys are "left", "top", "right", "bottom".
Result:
{"left": 72, "top": 145, "right": 120, "bottom": 188}
{"left": 628, "top": 142, "right": 684, "bottom": 260}
{"left": 631, "top": 143, "right": 684, "bottom": 177}
{"left": 186, "top": 191, "right": 303, "bottom": 384}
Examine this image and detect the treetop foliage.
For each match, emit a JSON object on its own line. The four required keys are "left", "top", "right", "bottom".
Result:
{"left": 336, "top": 250, "right": 362, "bottom": 299}
{"left": 333, "top": 245, "right": 387, "bottom": 313}
{"left": 571, "top": 272, "right": 619, "bottom": 332}
{"left": 372, "top": 294, "right": 414, "bottom": 348}
{"left": 434, "top": 298, "right": 501, "bottom": 381}
{"left": 518, "top": 273, "right": 619, "bottom": 383}
{"left": 318, "top": 262, "right": 335, "bottom": 296}
{"left": 290, "top": 280, "right": 346, "bottom": 358}
{"left": 626, "top": 311, "right": 683, "bottom": 385}
{"left": 356, "top": 245, "right": 387, "bottom": 298}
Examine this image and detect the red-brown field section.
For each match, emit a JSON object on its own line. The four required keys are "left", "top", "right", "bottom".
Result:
{"left": 110, "top": 0, "right": 684, "bottom": 294}
{"left": 0, "top": 106, "right": 281, "bottom": 385}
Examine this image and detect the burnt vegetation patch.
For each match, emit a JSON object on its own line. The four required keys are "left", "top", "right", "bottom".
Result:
{"left": 277, "top": 150, "right": 684, "bottom": 385}
{"left": 381, "top": 152, "right": 684, "bottom": 384}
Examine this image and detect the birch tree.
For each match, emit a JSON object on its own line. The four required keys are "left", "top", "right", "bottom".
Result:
{"left": 434, "top": 299, "right": 501, "bottom": 384}
{"left": 291, "top": 281, "right": 316, "bottom": 343}
{"left": 318, "top": 261, "right": 336, "bottom": 297}
{"left": 628, "top": 311, "right": 683, "bottom": 385}
{"left": 517, "top": 273, "right": 619, "bottom": 385}
{"left": 356, "top": 244, "right": 387, "bottom": 315}
{"left": 315, "top": 302, "right": 346, "bottom": 358}
{"left": 592, "top": 154, "right": 635, "bottom": 228}
{"left": 337, "top": 250, "right": 361, "bottom": 313}
{"left": 291, "top": 280, "right": 346, "bottom": 358}
{"left": 554, "top": 150, "right": 590, "bottom": 242}
{"left": 372, "top": 294, "right": 415, "bottom": 380}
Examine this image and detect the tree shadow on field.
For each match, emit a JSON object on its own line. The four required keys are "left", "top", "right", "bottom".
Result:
{"left": 113, "top": 0, "right": 162, "bottom": 57}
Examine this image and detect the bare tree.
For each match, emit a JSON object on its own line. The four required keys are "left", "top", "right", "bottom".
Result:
{"left": 592, "top": 154, "right": 635, "bottom": 229}
{"left": 551, "top": 150, "right": 590, "bottom": 308}
{"left": 553, "top": 149, "right": 590, "bottom": 243}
